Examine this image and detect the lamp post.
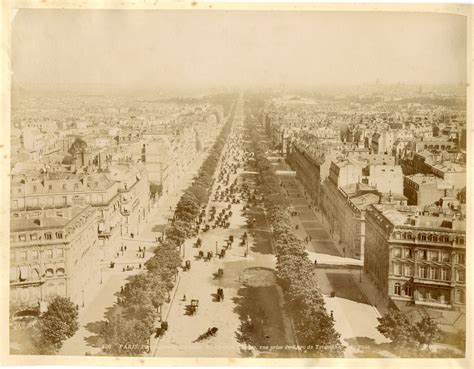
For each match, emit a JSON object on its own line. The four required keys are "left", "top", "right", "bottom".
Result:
{"left": 82, "top": 288, "right": 85, "bottom": 307}
{"left": 215, "top": 241, "right": 218, "bottom": 255}
{"left": 359, "top": 266, "right": 362, "bottom": 283}
{"left": 100, "top": 268, "right": 103, "bottom": 284}
{"left": 246, "top": 239, "right": 249, "bottom": 257}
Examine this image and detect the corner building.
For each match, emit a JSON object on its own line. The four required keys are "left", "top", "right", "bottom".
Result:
{"left": 10, "top": 205, "right": 100, "bottom": 310}
{"left": 364, "top": 203, "right": 465, "bottom": 311}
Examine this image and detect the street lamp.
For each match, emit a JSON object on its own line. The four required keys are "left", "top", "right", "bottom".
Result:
{"left": 215, "top": 241, "right": 218, "bottom": 255}
{"left": 82, "top": 288, "right": 85, "bottom": 307}
{"left": 100, "top": 268, "right": 103, "bottom": 284}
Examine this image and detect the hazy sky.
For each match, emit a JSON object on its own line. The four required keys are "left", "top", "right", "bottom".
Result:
{"left": 12, "top": 9, "right": 467, "bottom": 88}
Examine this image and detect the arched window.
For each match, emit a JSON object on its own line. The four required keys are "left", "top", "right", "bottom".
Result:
{"left": 394, "top": 283, "right": 401, "bottom": 295}
{"left": 455, "top": 290, "right": 465, "bottom": 304}
{"left": 432, "top": 235, "right": 438, "bottom": 242}
{"left": 45, "top": 268, "right": 54, "bottom": 277}
{"left": 401, "top": 232, "right": 407, "bottom": 240}
{"left": 56, "top": 268, "right": 65, "bottom": 276}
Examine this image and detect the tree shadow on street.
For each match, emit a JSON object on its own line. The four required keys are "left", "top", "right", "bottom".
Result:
{"left": 83, "top": 304, "right": 123, "bottom": 352}
{"left": 232, "top": 283, "right": 293, "bottom": 358}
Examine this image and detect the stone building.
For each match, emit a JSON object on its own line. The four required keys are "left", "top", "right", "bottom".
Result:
{"left": 403, "top": 174, "right": 455, "bottom": 207}
{"left": 10, "top": 205, "right": 100, "bottom": 310}
{"left": 364, "top": 203, "right": 466, "bottom": 311}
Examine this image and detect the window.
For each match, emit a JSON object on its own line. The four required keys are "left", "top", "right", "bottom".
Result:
{"left": 45, "top": 268, "right": 54, "bottom": 277}
{"left": 56, "top": 248, "right": 64, "bottom": 258}
{"left": 45, "top": 249, "right": 53, "bottom": 258}
{"left": 18, "top": 188, "right": 21, "bottom": 194}
{"left": 456, "top": 270, "right": 465, "bottom": 283}
{"left": 12, "top": 200, "right": 18, "bottom": 209}
{"left": 458, "top": 237, "right": 465, "bottom": 245}
{"left": 404, "top": 284, "right": 412, "bottom": 297}
{"left": 393, "top": 263, "right": 402, "bottom": 276}
{"left": 456, "top": 253, "right": 465, "bottom": 264}
{"left": 419, "top": 250, "right": 427, "bottom": 260}
{"left": 30, "top": 233, "right": 37, "bottom": 241}
{"left": 441, "top": 268, "right": 449, "bottom": 281}
{"left": 48, "top": 184, "right": 53, "bottom": 191}
{"left": 33, "top": 185, "right": 37, "bottom": 192}
{"left": 19, "top": 234, "right": 26, "bottom": 242}
{"left": 404, "top": 249, "right": 413, "bottom": 259}
{"left": 419, "top": 266, "right": 428, "bottom": 279}
{"left": 56, "top": 268, "right": 65, "bottom": 276}
{"left": 56, "top": 232, "right": 63, "bottom": 239}
{"left": 430, "top": 251, "right": 439, "bottom": 262}
{"left": 393, "top": 248, "right": 402, "bottom": 258}
{"left": 432, "top": 235, "right": 438, "bottom": 242}
{"left": 404, "top": 264, "right": 413, "bottom": 277}
{"left": 45, "top": 233, "right": 52, "bottom": 240}
{"left": 31, "top": 250, "right": 39, "bottom": 260}
{"left": 430, "top": 267, "right": 439, "bottom": 280}
{"left": 62, "top": 184, "right": 67, "bottom": 190}
{"left": 455, "top": 290, "right": 465, "bottom": 304}
{"left": 20, "top": 251, "right": 27, "bottom": 261}
{"left": 74, "top": 183, "right": 78, "bottom": 190}
{"left": 394, "top": 283, "right": 401, "bottom": 295}
{"left": 442, "top": 252, "right": 450, "bottom": 262}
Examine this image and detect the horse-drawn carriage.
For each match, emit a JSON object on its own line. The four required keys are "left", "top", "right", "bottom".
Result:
{"left": 187, "top": 299, "right": 199, "bottom": 315}
{"left": 184, "top": 260, "right": 191, "bottom": 270}
{"left": 217, "top": 288, "right": 224, "bottom": 302}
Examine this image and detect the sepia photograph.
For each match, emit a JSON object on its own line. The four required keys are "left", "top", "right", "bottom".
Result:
{"left": 0, "top": 2, "right": 471, "bottom": 368}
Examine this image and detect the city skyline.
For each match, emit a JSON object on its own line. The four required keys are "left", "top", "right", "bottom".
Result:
{"left": 12, "top": 10, "right": 467, "bottom": 88}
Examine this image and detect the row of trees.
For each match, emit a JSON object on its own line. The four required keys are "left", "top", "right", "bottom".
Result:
{"left": 244, "top": 102, "right": 345, "bottom": 357}
{"left": 166, "top": 100, "right": 237, "bottom": 243}
{"left": 99, "top": 99, "right": 237, "bottom": 356}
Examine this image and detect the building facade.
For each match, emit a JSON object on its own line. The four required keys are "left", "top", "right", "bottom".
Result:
{"left": 365, "top": 204, "right": 466, "bottom": 311}
{"left": 10, "top": 205, "right": 100, "bottom": 310}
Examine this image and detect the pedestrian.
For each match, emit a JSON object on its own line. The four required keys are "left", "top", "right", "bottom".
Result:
{"left": 330, "top": 310, "right": 334, "bottom": 320}
{"left": 120, "top": 286, "right": 124, "bottom": 293}
{"left": 124, "top": 246, "right": 127, "bottom": 251}
{"left": 139, "top": 263, "right": 142, "bottom": 269}
{"left": 116, "top": 252, "right": 119, "bottom": 258}
{"left": 183, "top": 294, "right": 186, "bottom": 301}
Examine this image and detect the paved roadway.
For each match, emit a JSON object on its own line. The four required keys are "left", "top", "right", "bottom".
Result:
{"left": 152, "top": 99, "right": 296, "bottom": 358}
